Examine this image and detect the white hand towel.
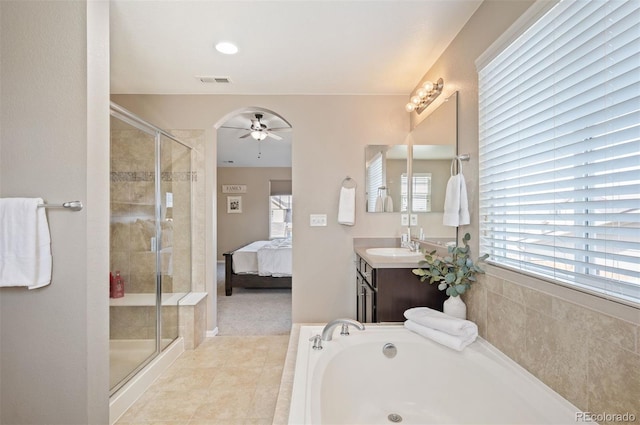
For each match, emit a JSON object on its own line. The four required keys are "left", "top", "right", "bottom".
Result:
{"left": 404, "top": 320, "right": 477, "bottom": 352}
{"left": 404, "top": 306, "right": 478, "bottom": 337}
{"left": 0, "top": 198, "right": 52, "bottom": 289}
{"left": 443, "top": 173, "right": 470, "bottom": 227}
{"left": 338, "top": 186, "right": 356, "bottom": 226}
{"left": 443, "top": 174, "right": 460, "bottom": 226}
{"left": 384, "top": 195, "right": 394, "bottom": 212}
{"left": 458, "top": 172, "right": 470, "bottom": 226}
{"left": 374, "top": 195, "right": 384, "bottom": 212}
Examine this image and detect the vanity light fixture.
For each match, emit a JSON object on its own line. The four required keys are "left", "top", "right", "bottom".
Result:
{"left": 405, "top": 78, "right": 444, "bottom": 114}
{"left": 251, "top": 130, "right": 267, "bottom": 141}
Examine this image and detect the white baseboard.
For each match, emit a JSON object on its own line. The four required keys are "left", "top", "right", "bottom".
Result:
{"left": 206, "top": 327, "right": 219, "bottom": 338}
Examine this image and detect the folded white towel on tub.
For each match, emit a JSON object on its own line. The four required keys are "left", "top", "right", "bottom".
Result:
{"left": 404, "top": 306, "right": 478, "bottom": 337}
{"left": 404, "top": 320, "right": 477, "bottom": 352}
{"left": 0, "top": 198, "right": 52, "bottom": 289}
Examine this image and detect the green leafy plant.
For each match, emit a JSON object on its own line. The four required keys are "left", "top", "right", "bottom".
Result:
{"left": 412, "top": 233, "right": 489, "bottom": 297}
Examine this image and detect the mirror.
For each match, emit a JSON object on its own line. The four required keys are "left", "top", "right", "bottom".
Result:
{"left": 365, "top": 92, "right": 458, "bottom": 215}
{"left": 409, "top": 144, "right": 456, "bottom": 213}
{"left": 365, "top": 144, "right": 408, "bottom": 212}
{"left": 411, "top": 92, "right": 457, "bottom": 213}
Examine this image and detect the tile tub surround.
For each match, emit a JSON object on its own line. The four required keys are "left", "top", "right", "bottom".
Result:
{"left": 466, "top": 268, "right": 640, "bottom": 424}
{"left": 116, "top": 334, "right": 289, "bottom": 424}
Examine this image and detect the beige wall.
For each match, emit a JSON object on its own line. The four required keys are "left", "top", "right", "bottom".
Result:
{"left": 412, "top": 0, "right": 640, "bottom": 421}
{"left": 0, "top": 1, "right": 110, "bottom": 423}
{"left": 217, "top": 167, "right": 292, "bottom": 260}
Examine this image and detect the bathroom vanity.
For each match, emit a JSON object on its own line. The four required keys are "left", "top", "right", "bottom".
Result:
{"left": 355, "top": 245, "right": 447, "bottom": 323}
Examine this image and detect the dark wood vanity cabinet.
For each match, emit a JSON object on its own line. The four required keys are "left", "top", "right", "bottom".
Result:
{"left": 356, "top": 255, "right": 447, "bottom": 323}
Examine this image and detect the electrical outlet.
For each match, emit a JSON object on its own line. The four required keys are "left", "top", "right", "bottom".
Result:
{"left": 309, "top": 214, "right": 327, "bottom": 227}
{"left": 401, "top": 214, "right": 409, "bottom": 226}
{"left": 410, "top": 214, "right": 418, "bottom": 226}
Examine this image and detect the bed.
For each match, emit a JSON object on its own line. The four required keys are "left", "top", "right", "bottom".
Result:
{"left": 223, "top": 239, "right": 292, "bottom": 296}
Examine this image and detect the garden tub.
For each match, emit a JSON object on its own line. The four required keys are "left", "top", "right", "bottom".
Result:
{"left": 288, "top": 324, "right": 592, "bottom": 424}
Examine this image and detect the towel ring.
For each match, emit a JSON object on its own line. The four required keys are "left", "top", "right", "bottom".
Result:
{"left": 342, "top": 176, "right": 357, "bottom": 189}
{"left": 451, "top": 157, "right": 463, "bottom": 176}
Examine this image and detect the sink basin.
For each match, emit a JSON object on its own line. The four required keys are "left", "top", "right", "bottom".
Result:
{"left": 365, "top": 247, "right": 424, "bottom": 258}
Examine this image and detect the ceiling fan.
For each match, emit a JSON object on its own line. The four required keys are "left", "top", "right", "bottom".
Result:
{"left": 222, "top": 113, "right": 290, "bottom": 141}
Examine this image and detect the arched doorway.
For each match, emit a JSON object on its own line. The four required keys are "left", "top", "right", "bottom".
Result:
{"left": 214, "top": 107, "right": 293, "bottom": 335}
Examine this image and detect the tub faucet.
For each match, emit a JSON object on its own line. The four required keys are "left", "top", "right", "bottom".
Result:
{"left": 321, "top": 318, "right": 365, "bottom": 341}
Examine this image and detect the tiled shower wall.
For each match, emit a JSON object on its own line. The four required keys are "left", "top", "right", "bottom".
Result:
{"left": 466, "top": 270, "right": 640, "bottom": 424}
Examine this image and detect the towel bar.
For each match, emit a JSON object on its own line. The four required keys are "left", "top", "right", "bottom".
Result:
{"left": 37, "top": 201, "right": 83, "bottom": 211}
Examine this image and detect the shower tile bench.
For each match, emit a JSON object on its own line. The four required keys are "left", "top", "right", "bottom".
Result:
{"left": 109, "top": 292, "right": 208, "bottom": 350}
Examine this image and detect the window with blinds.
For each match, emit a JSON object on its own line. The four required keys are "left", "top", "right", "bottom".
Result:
{"left": 366, "top": 152, "right": 384, "bottom": 212}
{"left": 401, "top": 173, "right": 432, "bottom": 212}
{"left": 269, "top": 180, "right": 292, "bottom": 239}
{"left": 478, "top": 0, "right": 640, "bottom": 304}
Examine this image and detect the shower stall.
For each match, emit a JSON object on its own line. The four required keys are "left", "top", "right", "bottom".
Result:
{"left": 109, "top": 103, "right": 192, "bottom": 395}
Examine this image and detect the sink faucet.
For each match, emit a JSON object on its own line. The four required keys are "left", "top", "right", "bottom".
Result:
{"left": 321, "top": 318, "right": 365, "bottom": 341}
{"left": 400, "top": 233, "right": 420, "bottom": 252}
{"left": 401, "top": 240, "right": 420, "bottom": 252}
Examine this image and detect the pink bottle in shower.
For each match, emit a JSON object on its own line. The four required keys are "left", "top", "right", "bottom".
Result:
{"left": 112, "top": 271, "right": 124, "bottom": 298}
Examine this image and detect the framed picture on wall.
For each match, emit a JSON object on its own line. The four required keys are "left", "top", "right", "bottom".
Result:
{"left": 227, "top": 196, "right": 242, "bottom": 214}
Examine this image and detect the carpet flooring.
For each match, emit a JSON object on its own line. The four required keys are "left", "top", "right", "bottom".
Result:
{"left": 216, "top": 262, "right": 292, "bottom": 336}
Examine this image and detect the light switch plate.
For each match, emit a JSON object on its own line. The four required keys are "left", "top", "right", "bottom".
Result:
{"left": 410, "top": 214, "right": 418, "bottom": 226}
{"left": 310, "top": 214, "right": 327, "bottom": 227}
{"left": 401, "top": 214, "right": 409, "bottom": 226}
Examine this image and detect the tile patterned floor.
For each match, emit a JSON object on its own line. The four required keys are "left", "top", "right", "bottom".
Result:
{"left": 116, "top": 334, "right": 289, "bottom": 425}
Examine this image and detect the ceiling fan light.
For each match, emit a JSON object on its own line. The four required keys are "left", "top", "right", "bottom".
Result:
{"left": 251, "top": 130, "right": 267, "bottom": 141}
{"left": 215, "top": 41, "right": 238, "bottom": 55}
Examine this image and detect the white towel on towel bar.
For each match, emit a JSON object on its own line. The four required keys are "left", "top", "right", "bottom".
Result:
{"left": 384, "top": 195, "right": 394, "bottom": 212}
{"left": 338, "top": 186, "right": 356, "bottom": 226}
{"left": 374, "top": 195, "right": 384, "bottom": 212}
{"left": 0, "top": 198, "right": 52, "bottom": 289}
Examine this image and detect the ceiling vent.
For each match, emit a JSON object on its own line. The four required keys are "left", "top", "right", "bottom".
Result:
{"left": 197, "top": 76, "right": 232, "bottom": 84}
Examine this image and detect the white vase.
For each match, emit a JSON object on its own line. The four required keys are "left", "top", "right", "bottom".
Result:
{"left": 443, "top": 295, "right": 467, "bottom": 319}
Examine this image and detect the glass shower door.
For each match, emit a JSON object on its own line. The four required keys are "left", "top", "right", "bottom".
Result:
{"left": 109, "top": 104, "right": 193, "bottom": 395}
{"left": 109, "top": 114, "right": 159, "bottom": 392}
{"left": 158, "top": 134, "right": 192, "bottom": 350}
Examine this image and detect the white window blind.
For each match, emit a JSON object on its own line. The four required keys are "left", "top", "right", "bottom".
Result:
{"left": 478, "top": 0, "right": 640, "bottom": 304}
{"left": 367, "top": 152, "right": 384, "bottom": 212}
{"left": 401, "top": 173, "right": 432, "bottom": 212}
{"left": 269, "top": 195, "right": 292, "bottom": 239}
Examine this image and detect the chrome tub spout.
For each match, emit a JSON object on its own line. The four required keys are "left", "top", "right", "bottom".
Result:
{"left": 321, "top": 318, "right": 365, "bottom": 341}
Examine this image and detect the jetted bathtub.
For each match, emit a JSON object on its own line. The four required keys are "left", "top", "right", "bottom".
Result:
{"left": 288, "top": 325, "right": 594, "bottom": 425}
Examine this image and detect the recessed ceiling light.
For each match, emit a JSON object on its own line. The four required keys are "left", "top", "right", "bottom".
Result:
{"left": 215, "top": 42, "right": 238, "bottom": 55}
